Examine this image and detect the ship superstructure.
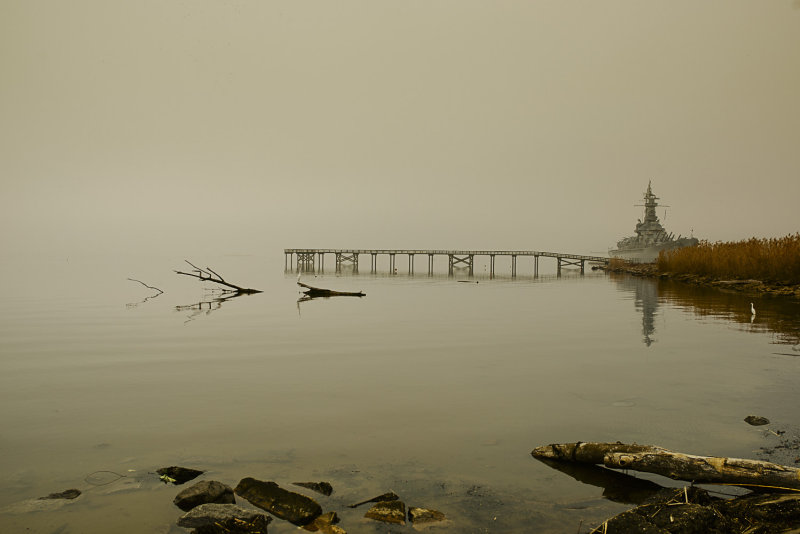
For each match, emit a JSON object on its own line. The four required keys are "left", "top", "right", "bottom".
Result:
{"left": 610, "top": 182, "right": 698, "bottom": 263}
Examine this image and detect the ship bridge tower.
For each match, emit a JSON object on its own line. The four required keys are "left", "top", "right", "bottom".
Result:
{"left": 634, "top": 181, "right": 668, "bottom": 242}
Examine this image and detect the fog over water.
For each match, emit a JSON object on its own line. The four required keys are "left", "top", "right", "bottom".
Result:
{"left": 2, "top": 1, "right": 799, "bottom": 259}
{"left": 1, "top": 3, "right": 800, "bottom": 533}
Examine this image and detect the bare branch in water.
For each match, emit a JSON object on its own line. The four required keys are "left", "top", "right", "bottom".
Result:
{"left": 127, "top": 278, "right": 164, "bottom": 295}
{"left": 174, "top": 259, "right": 262, "bottom": 294}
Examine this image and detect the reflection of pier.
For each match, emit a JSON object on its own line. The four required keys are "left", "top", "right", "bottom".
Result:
{"left": 284, "top": 249, "right": 609, "bottom": 277}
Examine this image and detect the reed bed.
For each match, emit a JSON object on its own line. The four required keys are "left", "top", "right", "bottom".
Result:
{"left": 657, "top": 233, "right": 800, "bottom": 284}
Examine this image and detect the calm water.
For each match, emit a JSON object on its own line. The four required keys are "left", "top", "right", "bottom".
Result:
{"left": 1, "top": 253, "right": 799, "bottom": 533}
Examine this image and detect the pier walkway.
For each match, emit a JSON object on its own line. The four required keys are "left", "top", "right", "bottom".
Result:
{"left": 284, "top": 249, "right": 610, "bottom": 277}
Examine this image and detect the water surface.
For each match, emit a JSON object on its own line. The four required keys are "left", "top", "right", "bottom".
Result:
{"left": 1, "top": 254, "right": 798, "bottom": 533}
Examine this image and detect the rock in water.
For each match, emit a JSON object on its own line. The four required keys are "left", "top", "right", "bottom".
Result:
{"left": 156, "top": 466, "right": 204, "bottom": 485}
{"left": 305, "top": 511, "right": 345, "bottom": 533}
{"left": 365, "top": 500, "right": 406, "bottom": 524}
{"left": 293, "top": 481, "right": 333, "bottom": 496}
{"left": 174, "top": 480, "right": 235, "bottom": 511}
{"left": 234, "top": 477, "right": 322, "bottom": 525}
{"left": 177, "top": 503, "right": 271, "bottom": 529}
{"left": 39, "top": 489, "right": 81, "bottom": 500}
{"left": 408, "top": 506, "right": 446, "bottom": 524}
{"left": 745, "top": 415, "right": 770, "bottom": 426}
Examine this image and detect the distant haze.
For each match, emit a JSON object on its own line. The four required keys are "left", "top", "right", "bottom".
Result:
{"left": 2, "top": 1, "right": 798, "bottom": 258}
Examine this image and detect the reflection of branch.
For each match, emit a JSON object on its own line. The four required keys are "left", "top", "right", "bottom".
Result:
{"left": 126, "top": 278, "right": 164, "bottom": 307}
{"left": 175, "top": 260, "right": 262, "bottom": 294}
{"left": 176, "top": 292, "right": 243, "bottom": 324}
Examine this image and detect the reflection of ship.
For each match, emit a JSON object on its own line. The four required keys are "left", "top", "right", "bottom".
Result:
{"left": 610, "top": 182, "right": 698, "bottom": 263}
{"left": 613, "top": 274, "right": 659, "bottom": 346}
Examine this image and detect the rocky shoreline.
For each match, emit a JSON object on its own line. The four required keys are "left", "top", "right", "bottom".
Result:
{"left": 600, "top": 263, "right": 800, "bottom": 298}
{"left": 24, "top": 468, "right": 447, "bottom": 534}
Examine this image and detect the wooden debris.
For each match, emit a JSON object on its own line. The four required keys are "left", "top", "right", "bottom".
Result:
{"left": 348, "top": 491, "right": 399, "bottom": 508}
{"left": 532, "top": 441, "right": 800, "bottom": 491}
{"left": 298, "top": 281, "right": 365, "bottom": 298}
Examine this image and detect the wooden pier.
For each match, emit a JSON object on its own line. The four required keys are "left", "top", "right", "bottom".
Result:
{"left": 284, "top": 249, "right": 610, "bottom": 277}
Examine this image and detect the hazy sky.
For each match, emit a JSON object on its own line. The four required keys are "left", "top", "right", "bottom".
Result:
{"left": 2, "top": 1, "right": 799, "bottom": 258}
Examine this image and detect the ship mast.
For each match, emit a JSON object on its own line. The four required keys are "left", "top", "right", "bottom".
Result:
{"left": 636, "top": 180, "right": 660, "bottom": 224}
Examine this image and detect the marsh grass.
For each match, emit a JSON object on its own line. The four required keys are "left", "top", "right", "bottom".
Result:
{"left": 607, "top": 258, "right": 630, "bottom": 270}
{"left": 657, "top": 233, "right": 800, "bottom": 284}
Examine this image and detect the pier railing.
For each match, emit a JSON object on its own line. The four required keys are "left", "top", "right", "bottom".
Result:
{"left": 284, "top": 248, "right": 610, "bottom": 277}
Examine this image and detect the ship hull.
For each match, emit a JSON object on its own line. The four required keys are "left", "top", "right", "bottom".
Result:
{"left": 609, "top": 238, "right": 698, "bottom": 263}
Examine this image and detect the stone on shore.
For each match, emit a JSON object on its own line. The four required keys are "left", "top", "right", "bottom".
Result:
{"left": 235, "top": 477, "right": 322, "bottom": 525}
{"left": 587, "top": 486, "right": 800, "bottom": 533}
{"left": 157, "top": 466, "right": 204, "bottom": 485}
{"left": 174, "top": 480, "right": 235, "bottom": 511}
{"left": 364, "top": 500, "right": 406, "bottom": 524}
{"left": 177, "top": 503, "right": 271, "bottom": 529}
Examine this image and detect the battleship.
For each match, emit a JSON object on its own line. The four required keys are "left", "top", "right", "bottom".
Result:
{"left": 610, "top": 181, "right": 698, "bottom": 263}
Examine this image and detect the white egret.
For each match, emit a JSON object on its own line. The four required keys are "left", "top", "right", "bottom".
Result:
{"left": 750, "top": 302, "right": 756, "bottom": 316}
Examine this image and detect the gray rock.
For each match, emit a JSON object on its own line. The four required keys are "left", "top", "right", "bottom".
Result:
{"left": 174, "top": 480, "right": 235, "bottom": 511}
{"left": 235, "top": 477, "right": 322, "bottom": 525}
{"left": 365, "top": 500, "right": 406, "bottom": 524}
{"left": 177, "top": 503, "right": 270, "bottom": 529}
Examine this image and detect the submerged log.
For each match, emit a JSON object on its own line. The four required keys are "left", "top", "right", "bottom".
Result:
{"left": 533, "top": 441, "right": 800, "bottom": 491}
{"left": 297, "top": 281, "right": 365, "bottom": 297}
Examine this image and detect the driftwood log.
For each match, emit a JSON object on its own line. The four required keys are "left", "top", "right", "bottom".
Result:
{"left": 297, "top": 281, "right": 365, "bottom": 298}
{"left": 532, "top": 442, "right": 800, "bottom": 491}
{"left": 175, "top": 260, "right": 262, "bottom": 294}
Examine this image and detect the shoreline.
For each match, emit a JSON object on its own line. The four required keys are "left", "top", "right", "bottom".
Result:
{"left": 599, "top": 263, "right": 800, "bottom": 299}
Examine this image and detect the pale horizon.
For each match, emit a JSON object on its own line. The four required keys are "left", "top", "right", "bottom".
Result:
{"left": 2, "top": 1, "right": 798, "bottom": 258}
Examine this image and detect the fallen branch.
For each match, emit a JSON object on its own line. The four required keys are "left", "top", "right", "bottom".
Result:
{"left": 532, "top": 441, "right": 800, "bottom": 491}
{"left": 297, "top": 281, "right": 365, "bottom": 298}
{"left": 175, "top": 260, "right": 261, "bottom": 294}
